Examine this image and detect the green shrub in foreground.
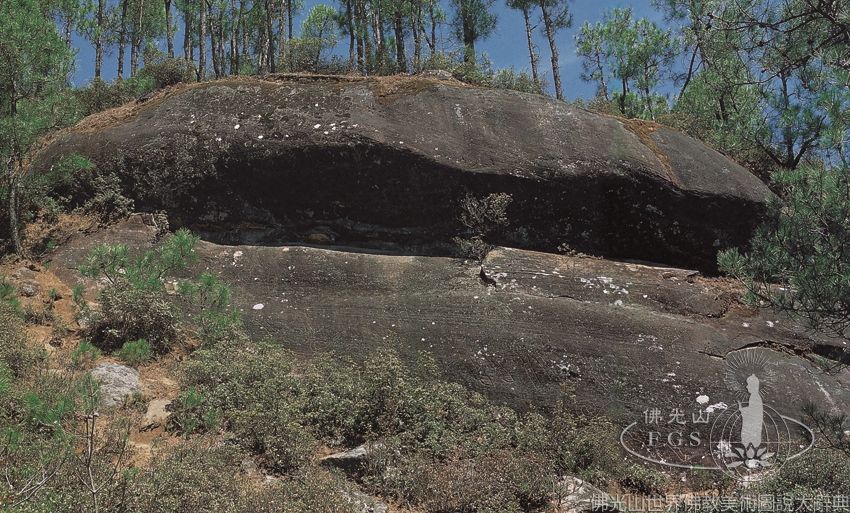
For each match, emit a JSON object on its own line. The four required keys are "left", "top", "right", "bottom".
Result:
{"left": 177, "top": 341, "right": 666, "bottom": 511}
{"left": 117, "top": 339, "right": 153, "bottom": 366}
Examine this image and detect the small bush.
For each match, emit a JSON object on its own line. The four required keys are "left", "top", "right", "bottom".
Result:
{"left": 178, "top": 342, "right": 658, "bottom": 511}
{"left": 18, "top": 154, "right": 93, "bottom": 226}
{"left": 180, "top": 272, "right": 244, "bottom": 346}
{"left": 70, "top": 340, "right": 102, "bottom": 369}
{"left": 75, "top": 173, "right": 135, "bottom": 224}
{"left": 124, "top": 441, "right": 243, "bottom": 512}
{"left": 235, "top": 468, "right": 361, "bottom": 513}
{"left": 74, "top": 76, "right": 154, "bottom": 116}
{"left": 90, "top": 285, "right": 177, "bottom": 352}
{"left": 168, "top": 387, "right": 218, "bottom": 436}
{"left": 749, "top": 448, "right": 850, "bottom": 513}
{"left": 371, "top": 449, "right": 553, "bottom": 513}
{"left": 0, "top": 302, "right": 44, "bottom": 377}
{"left": 79, "top": 230, "right": 201, "bottom": 353}
{"left": 490, "top": 68, "right": 545, "bottom": 95}
{"left": 454, "top": 192, "right": 513, "bottom": 261}
{"left": 0, "top": 276, "right": 22, "bottom": 315}
{"left": 117, "top": 339, "right": 153, "bottom": 366}
{"left": 139, "top": 56, "right": 194, "bottom": 89}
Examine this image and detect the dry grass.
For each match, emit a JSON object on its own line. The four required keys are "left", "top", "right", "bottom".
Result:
{"left": 617, "top": 117, "right": 680, "bottom": 187}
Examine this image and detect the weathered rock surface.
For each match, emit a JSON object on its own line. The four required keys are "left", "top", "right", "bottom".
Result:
{"left": 320, "top": 442, "right": 383, "bottom": 471}
{"left": 91, "top": 363, "right": 140, "bottom": 407}
{"left": 142, "top": 398, "right": 172, "bottom": 429}
{"left": 553, "top": 476, "right": 617, "bottom": 513}
{"left": 49, "top": 217, "right": 850, "bottom": 419}
{"left": 35, "top": 75, "right": 773, "bottom": 272}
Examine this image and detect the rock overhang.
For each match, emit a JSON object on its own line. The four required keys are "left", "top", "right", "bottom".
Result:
{"left": 33, "top": 74, "right": 775, "bottom": 273}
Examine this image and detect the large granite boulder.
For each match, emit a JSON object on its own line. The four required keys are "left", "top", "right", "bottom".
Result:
{"left": 34, "top": 75, "right": 773, "bottom": 272}
{"left": 48, "top": 216, "right": 850, "bottom": 420}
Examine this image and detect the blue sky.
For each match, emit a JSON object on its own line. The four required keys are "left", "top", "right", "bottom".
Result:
{"left": 69, "top": 0, "right": 669, "bottom": 100}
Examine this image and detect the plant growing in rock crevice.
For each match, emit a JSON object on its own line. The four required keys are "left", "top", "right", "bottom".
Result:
{"left": 453, "top": 192, "right": 513, "bottom": 262}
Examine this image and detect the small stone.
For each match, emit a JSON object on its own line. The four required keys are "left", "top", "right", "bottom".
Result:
{"left": 91, "top": 364, "right": 140, "bottom": 408}
{"left": 552, "top": 476, "right": 617, "bottom": 513}
{"left": 320, "top": 442, "right": 384, "bottom": 471}
{"left": 143, "top": 399, "right": 172, "bottom": 429}
{"left": 19, "top": 281, "right": 40, "bottom": 297}
{"left": 253, "top": 304, "right": 265, "bottom": 310}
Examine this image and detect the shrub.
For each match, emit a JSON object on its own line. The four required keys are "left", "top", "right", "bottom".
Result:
{"left": 759, "top": 448, "right": 850, "bottom": 498}
{"left": 371, "top": 449, "right": 553, "bottom": 513}
{"left": 74, "top": 76, "right": 154, "bottom": 116}
{"left": 79, "top": 229, "right": 201, "bottom": 353}
{"left": 75, "top": 172, "right": 135, "bottom": 224}
{"left": 138, "top": 56, "right": 194, "bottom": 89}
{"left": 0, "top": 276, "right": 22, "bottom": 315}
{"left": 90, "top": 285, "right": 177, "bottom": 352}
{"left": 177, "top": 341, "right": 659, "bottom": 511}
{"left": 0, "top": 302, "right": 44, "bottom": 377}
{"left": 180, "top": 272, "right": 244, "bottom": 346}
{"left": 124, "top": 441, "right": 243, "bottom": 512}
{"left": 79, "top": 229, "right": 198, "bottom": 291}
{"left": 490, "top": 68, "right": 545, "bottom": 95}
{"left": 419, "top": 51, "right": 544, "bottom": 94}
{"left": 235, "top": 468, "right": 361, "bottom": 513}
{"left": 117, "top": 339, "right": 153, "bottom": 366}
{"left": 70, "top": 340, "right": 102, "bottom": 369}
{"left": 168, "top": 387, "right": 218, "bottom": 436}
{"left": 18, "top": 154, "right": 93, "bottom": 226}
{"left": 232, "top": 409, "right": 316, "bottom": 473}
{"left": 454, "top": 192, "right": 512, "bottom": 261}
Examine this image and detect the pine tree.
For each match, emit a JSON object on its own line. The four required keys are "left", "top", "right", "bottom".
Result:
{"left": 0, "top": 0, "right": 75, "bottom": 255}
{"left": 536, "top": 0, "right": 569, "bottom": 100}
{"left": 450, "top": 0, "right": 496, "bottom": 63}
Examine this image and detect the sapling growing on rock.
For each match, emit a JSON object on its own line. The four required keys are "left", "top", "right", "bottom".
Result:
{"left": 454, "top": 192, "right": 513, "bottom": 262}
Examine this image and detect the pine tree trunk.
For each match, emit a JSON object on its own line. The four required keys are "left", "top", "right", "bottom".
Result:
{"left": 210, "top": 6, "right": 220, "bottom": 78}
{"left": 346, "top": 0, "right": 355, "bottom": 70}
{"left": 183, "top": 1, "right": 193, "bottom": 61}
{"left": 412, "top": 6, "right": 421, "bottom": 71}
{"left": 199, "top": 0, "right": 206, "bottom": 79}
{"left": 619, "top": 76, "right": 627, "bottom": 114}
{"left": 231, "top": 0, "right": 239, "bottom": 73}
{"left": 463, "top": 24, "right": 475, "bottom": 63}
{"left": 130, "top": 0, "right": 145, "bottom": 77}
{"left": 539, "top": 3, "right": 562, "bottom": 100}
{"left": 95, "top": 0, "right": 105, "bottom": 78}
{"left": 287, "top": 0, "right": 293, "bottom": 69}
{"left": 218, "top": 13, "right": 226, "bottom": 74}
{"left": 265, "top": 0, "right": 275, "bottom": 72}
{"left": 118, "top": 0, "right": 128, "bottom": 79}
{"left": 241, "top": 5, "right": 249, "bottom": 65}
{"left": 428, "top": 1, "right": 436, "bottom": 56}
{"left": 165, "top": 0, "right": 174, "bottom": 58}
{"left": 461, "top": 9, "right": 475, "bottom": 63}
{"left": 363, "top": 0, "right": 373, "bottom": 72}
{"left": 394, "top": 11, "right": 406, "bottom": 72}
{"left": 521, "top": 6, "right": 539, "bottom": 86}
{"left": 374, "top": 11, "right": 385, "bottom": 67}
{"left": 355, "top": 0, "right": 365, "bottom": 72}
{"left": 277, "top": 0, "right": 287, "bottom": 71}
{"left": 6, "top": 158, "right": 22, "bottom": 256}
